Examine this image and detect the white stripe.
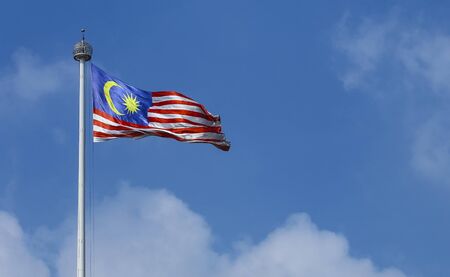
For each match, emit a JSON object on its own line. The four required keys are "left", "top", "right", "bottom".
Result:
{"left": 95, "top": 112, "right": 220, "bottom": 130}
{"left": 95, "top": 124, "right": 225, "bottom": 140}
{"left": 94, "top": 135, "right": 149, "bottom": 141}
{"left": 94, "top": 135, "right": 228, "bottom": 147}
{"left": 94, "top": 137, "right": 115, "bottom": 142}
{"left": 93, "top": 114, "right": 122, "bottom": 127}
{"left": 189, "top": 139, "right": 230, "bottom": 146}
{"left": 94, "top": 113, "right": 150, "bottom": 131}
{"left": 149, "top": 104, "right": 205, "bottom": 113}
{"left": 147, "top": 112, "right": 215, "bottom": 126}
{"left": 155, "top": 130, "right": 226, "bottom": 140}
{"left": 152, "top": 95, "right": 197, "bottom": 104}
{"left": 147, "top": 122, "right": 203, "bottom": 129}
{"left": 93, "top": 125, "right": 144, "bottom": 135}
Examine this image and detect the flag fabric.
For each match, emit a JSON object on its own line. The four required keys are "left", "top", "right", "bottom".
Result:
{"left": 91, "top": 64, "right": 230, "bottom": 151}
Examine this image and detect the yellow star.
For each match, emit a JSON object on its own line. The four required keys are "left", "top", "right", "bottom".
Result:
{"left": 122, "top": 93, "right": 140, "bottom": 114}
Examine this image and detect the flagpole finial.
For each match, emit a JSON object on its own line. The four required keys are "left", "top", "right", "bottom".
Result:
{"left": 73, "top": 29, "right": 93, "bottom": 62}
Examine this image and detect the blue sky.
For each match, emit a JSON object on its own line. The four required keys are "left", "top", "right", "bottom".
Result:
{"left": 0, "top": 1, "right": 449, "bottom": 276}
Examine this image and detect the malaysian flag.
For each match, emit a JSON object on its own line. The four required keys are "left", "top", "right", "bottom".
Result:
{"left": 91, "top": 64, "right": 230, "bottom": 151}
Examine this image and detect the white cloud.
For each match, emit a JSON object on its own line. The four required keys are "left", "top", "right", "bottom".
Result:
{"left": 57, "top": 186, "right": 224, "bottom": 277}
{"left": 219, "top": 214, "right": 405, "bottom": 277}
{"left": 0, "top": 211, "right": 50, "bottom": 277}
{"left": 0, "top": 48, "right": 75, "bottom": 101}
{"left": 334, "top": 15, "right": 397, "bottom": 91}
{"left": 334, "top": 13, "right": 450, "bottom": 184}
{"left": 399, "top": 32, "right": 450, "bottom": 94}
{"left": 55, "top": 185, "right": 407, "bottom": 277}
{"left": 0, "top": 185, "right": 410, "bottom": 277}
{"left": 412, "top": 114, "right": 450, "bottom": 184}
{"left": 334, "top": 13, "right": 450, "bottom": 96}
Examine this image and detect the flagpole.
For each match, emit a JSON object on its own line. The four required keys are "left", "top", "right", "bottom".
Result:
{"left": 73, "top": 29, "right": 93, "bottom": 277}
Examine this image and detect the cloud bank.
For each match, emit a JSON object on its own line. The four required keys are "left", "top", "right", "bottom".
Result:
{"left": 334, "top": 13, "right": 450, "bottom": 95}
{"left": 334, "top": 12, "right": 450, "bottom": 185}
{"left": 0, "top": 211, "right": 49, "bottom": 277}
{"left": 0, "top": 48, "right": 75, "bottom": 102}
{"left": 411, "top": 113, "right": 450, "bottom": 183}
{"left": 0, "top": 185, "right": 407, "bottom": 277}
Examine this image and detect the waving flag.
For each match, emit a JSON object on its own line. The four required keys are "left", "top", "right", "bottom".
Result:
{"left": 91, "top": 64, "right": 230, "bottom": 151}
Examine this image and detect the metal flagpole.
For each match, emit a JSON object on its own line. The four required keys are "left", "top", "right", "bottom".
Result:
{"left": 73, "top": 29, "right": 93, "bottom": 277}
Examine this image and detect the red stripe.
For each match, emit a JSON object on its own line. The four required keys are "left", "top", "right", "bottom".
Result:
{"left": 152, "top": 131, "right": 229, "bottom": 151}
{"left": 148, "top": 109, "right": 214, "bottom": 121}
{"left": 96, "top": 128, "right": 223, "bottom": 143}
{"left": 190, "top": 140, "right": 230, "bottom": 151}
{"left": 94, "top": 109, "right": 151, "bottom": 129}
{"left": 164, "top": 126, "right": 222, "bottom": 134}
{"left": 94, "top": 131, "right": 144, "bottom": 138}
{"left": 95, "top": 118, "right": 222, "bottom": 134}
{"left": 148, "top": 130, "right": 222, "bottom": 142}
{"left": 214, "top": 143, "right": 230, "bottom": 151}
{"left": 147, "top": 117, "right": 206, "bottom": 127}
{"left": 150, "top": 92, "right": 220, "bottom": 120}
{"left": 93, "top": 120, "right": 134, "bottom": 131}
{"left": 152, "top": 91, "right": 193, "bottom": 100}
{"left": 94, "top": 107, "right": 230, "bottom": 151}
{"left": 152, "top": 100, "right": 201, "bottom": 108}
{"left": 151, "top": 100, "right": 212, "bottom": 116}
{"left": 94, "top": 129, "right": 230, "bottom": 151}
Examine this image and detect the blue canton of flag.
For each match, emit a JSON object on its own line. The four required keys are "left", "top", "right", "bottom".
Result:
{"left": 91, "top": 64, "right": 152, "bottom": 127}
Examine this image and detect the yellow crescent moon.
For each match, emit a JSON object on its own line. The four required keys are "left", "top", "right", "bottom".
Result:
{"left": 103, "top": 81, "right": 125, "bottom": 116}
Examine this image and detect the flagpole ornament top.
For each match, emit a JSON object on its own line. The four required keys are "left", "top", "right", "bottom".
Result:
{"left": 73, "top": 29, "right": 93, "bottom": 62}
